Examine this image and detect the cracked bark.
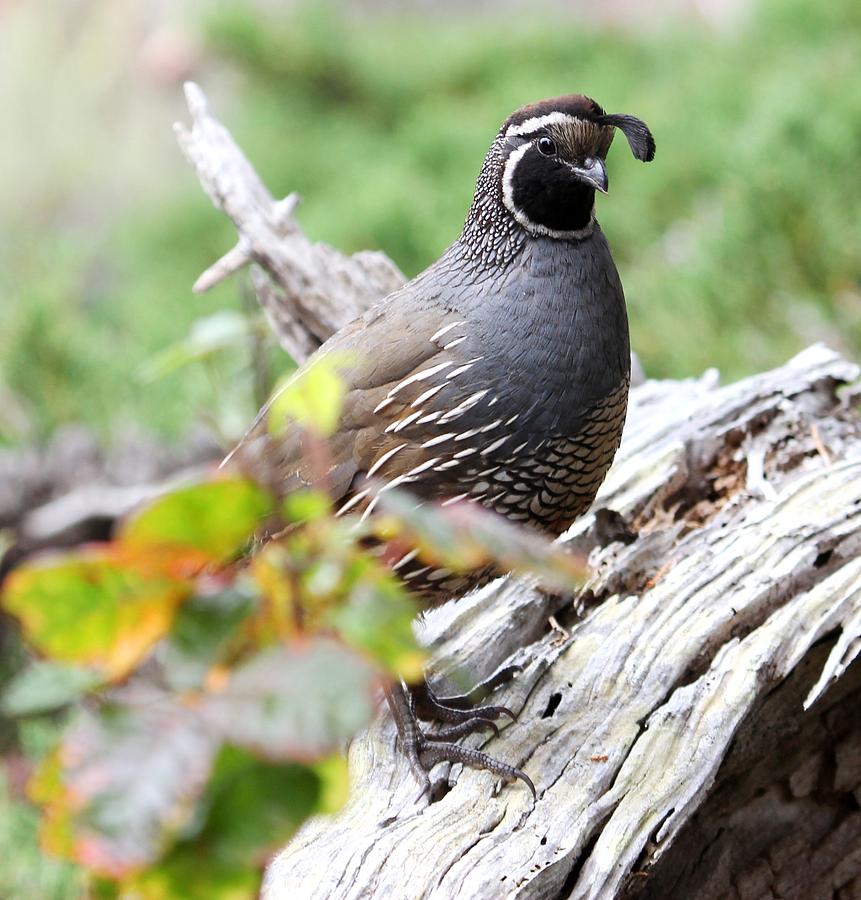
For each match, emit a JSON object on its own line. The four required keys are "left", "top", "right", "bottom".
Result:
{"left": 176, "top": 84, "right": 861, "bottom": 900}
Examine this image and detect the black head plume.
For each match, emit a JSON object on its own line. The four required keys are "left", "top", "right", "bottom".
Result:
{"left": 462, "top": 94, "right": 655, "bottom": 254}
{"left": 597, "top": 114, "right": 656, "bottom": 162}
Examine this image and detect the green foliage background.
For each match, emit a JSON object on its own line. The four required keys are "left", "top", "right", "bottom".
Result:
{"left": 2, "top": 0, "right": 859, "bottom": 445}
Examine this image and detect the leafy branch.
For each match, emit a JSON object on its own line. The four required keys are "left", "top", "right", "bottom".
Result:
{"left": 0, "top": 359, "right": 587, "bottom": 897}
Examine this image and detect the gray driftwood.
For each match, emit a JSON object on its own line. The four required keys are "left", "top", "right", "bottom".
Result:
{"left": 177, "top": 84, "right": 861, "bottom": 900}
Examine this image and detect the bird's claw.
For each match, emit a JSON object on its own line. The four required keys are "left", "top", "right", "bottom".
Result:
{"left": 412, "top": 664, "right": 522, "bottom": 725}
{"left": 419, "top": 740, "right": 536, "bottom": 801}
{"left": 384, "top": 667, "right": 533, "bottom": 801}
{"left": 401, "top": 723, "right": 535, "bottom": 802}
{"left": 424, "top": 717, "right": 500, "bottom": 741}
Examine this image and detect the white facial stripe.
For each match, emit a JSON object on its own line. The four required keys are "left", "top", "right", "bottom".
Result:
{"left": 501, "top": 141, "right": 531, "bottom": 221}
{"left": 501, "top": 140, "right": 595, "bottom": 240}
{"left": 504, "top": 111, "right": 587, "bottom": 138}
{"left": 502, "top": 141, "right": 532, "bottom": 213}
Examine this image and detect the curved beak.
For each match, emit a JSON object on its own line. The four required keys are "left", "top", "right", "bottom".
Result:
{"left": 573, "top": 156, "right": 608, "bottom": 194}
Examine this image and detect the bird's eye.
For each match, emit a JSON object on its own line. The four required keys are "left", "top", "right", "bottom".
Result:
{"left": 536, "top": 136, "right": 557, "bottom": 156}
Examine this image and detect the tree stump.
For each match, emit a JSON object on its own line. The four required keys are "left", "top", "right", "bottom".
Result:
{"left": 176, "top": 84, "right": 861, "bottom": 900}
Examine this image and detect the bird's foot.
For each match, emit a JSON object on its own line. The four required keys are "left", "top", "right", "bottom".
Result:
{"left": 412, "top": 664, "right": 521, "bottom": 725}
{"left": 384, "top": 675, "right": 534, "bottom": 802}
{"left": 403, "top": 731, "right": 536, "bottom": 803}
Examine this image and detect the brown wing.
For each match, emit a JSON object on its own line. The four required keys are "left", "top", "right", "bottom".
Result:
{"left": 225, "top": 292, "right": 481, "bottom": 513}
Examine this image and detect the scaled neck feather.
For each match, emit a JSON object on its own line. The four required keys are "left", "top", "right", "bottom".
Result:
{"left": 458, "top": 134, "right": 596, "bottom": 269}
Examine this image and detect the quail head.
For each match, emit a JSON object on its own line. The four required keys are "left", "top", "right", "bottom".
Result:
{"left": 232, "top": 94, "right": 655, "bottom": 797}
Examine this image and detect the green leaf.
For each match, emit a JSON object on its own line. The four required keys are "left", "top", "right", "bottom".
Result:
{"left": 120, "top": 479, "right": 273, "bottom": 565}
{"left": 162, "top": 588, "right": 257, "bottom": 691}
{"left": 311, "top": 753, "right": 350, "bottom": 815}
{"left": 2, "top": 549, "right": 189, "bottom": 678}
{"left": 138, "top": 311, "right": 254, "bottom": 382}
{"left": 1, "top": 660, "right": 102, "bottom": 717}
{"left": 34, "top": 685, "right": 219, "bottom": 879}
{"left": 267, "top": 352, "right": 351, "bottom": 438}
{"left": 122, "top": 856, "right": 258, "bottom": 900}
{"left": 30, "top": 681, "right": 350, "bottom": 891}
{"left": 328, "top": 575, "right": 424, "bottom": 681}
{"left": 377, "top": 488, "right": 589, "bottom": 593}
{"left": 283, "top": 488, "right": 331, "bottom": 524}
{"left": 125, "top": 750, "right": 348, "bottom": 899}
{"left": 202, "top": 638, "right": 379, "bottom": 761}
{"left": 185, "top": 745, "right": 322, "bottom": 865}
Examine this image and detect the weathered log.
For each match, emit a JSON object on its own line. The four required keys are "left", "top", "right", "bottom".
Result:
{"left": 0, "top": 426, "right": 220, "bottom": 579}
{"left": 176, "top": 85, "right": 861, "bottom": 900}
{"left": 259, "top": 346, "right": 861, "bottom": 900}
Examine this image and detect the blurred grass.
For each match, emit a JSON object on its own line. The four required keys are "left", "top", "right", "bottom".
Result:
{"left": 1, "top": 0, "right": 860, "bottom": 447}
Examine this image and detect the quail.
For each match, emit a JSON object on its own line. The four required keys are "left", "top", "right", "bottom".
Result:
{"left": 231, "top": 94, "right": 655, "bottom": 798}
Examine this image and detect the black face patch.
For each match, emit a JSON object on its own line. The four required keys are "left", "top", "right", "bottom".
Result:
{"left": 508, "top": 145, "right": 595, "bottom": 234}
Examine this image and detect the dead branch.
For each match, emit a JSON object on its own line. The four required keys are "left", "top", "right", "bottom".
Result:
{"left": 174, "top": 81, "right": 404, "bottom": 362}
